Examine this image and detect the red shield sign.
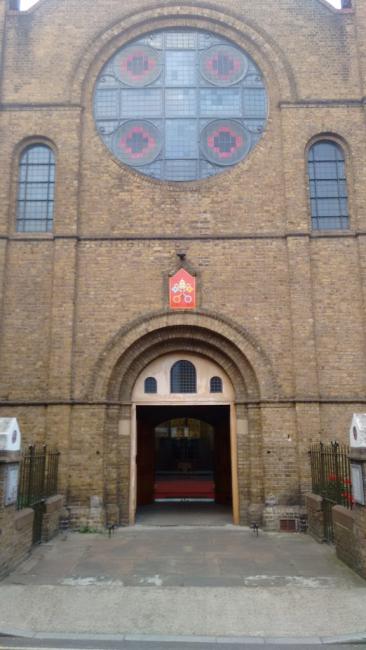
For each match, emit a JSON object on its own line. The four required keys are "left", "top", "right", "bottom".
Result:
{"left": 169, "top": 268, "right": 196, "bottom": 310}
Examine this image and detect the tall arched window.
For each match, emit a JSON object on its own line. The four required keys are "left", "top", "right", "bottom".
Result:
{"left": 17, "top": 144, "right": 55, "bottom": 232}
{"left": 171, "top": 360, "right": 197, "bottom": 393}
{"left": 308, "top": 140, "right": 349, "bottom": 230}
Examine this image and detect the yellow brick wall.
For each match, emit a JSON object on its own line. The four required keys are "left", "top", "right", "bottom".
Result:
{"left": 0, "top": 0, "right": 365, "bottom": 525}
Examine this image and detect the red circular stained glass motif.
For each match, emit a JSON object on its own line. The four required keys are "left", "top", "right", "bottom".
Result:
{"left": 112, "top": 121, "right": 162, "bottom": 166}
{"left": 201, "top": 121, "right": 249, "bottom": 166}
{"left": 114, "top": 45, "right": 162, "bottom": 86}
{"left": 200, "top": 45, "right": 247, "bottom": 86}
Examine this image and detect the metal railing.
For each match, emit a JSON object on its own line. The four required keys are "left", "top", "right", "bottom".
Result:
{"left": 309, "top": 441, "right": 352, "bottom": 509}
{"left": 45, "top": 448, "right": 60, "bottom": 497}
{"left": 309, "top": 441, "right": 352, "bottom": 542}
{"left": 17, "top": 445, "right": 60, "bottom": 509}
{"left": 17, "top": 445, "right": 60, "bottom": 543}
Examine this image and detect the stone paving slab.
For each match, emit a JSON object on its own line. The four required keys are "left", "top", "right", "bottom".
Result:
{"left": 3, "top": 528, "right": 364, "bottom": 588}
{"left": 0, "top": 528, "right": 365, "bottom": 640}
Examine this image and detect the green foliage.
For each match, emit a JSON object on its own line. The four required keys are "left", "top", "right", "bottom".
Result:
{"left": 78, "top": 525, "right": 103, "bottom": 534}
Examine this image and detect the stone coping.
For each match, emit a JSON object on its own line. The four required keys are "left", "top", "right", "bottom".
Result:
{"left": 45, "top": 495, "right": 64, "bottom": 514}
{"left": 0, "top": 451, "right": 21, "bottom": 464}
{"left": 14, "top": 507, "right": 34, "bottom": 531}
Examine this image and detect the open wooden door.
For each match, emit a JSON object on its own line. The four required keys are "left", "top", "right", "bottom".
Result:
{"left": 136, "top": 415, "right": 155, "bottom": 505}
{"left": 214, "top": 414, "right": 232, "bottom": 505}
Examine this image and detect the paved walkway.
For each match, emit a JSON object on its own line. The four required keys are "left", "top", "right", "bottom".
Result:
{"left": 0, "top": 527, "right": 366, "bottom": 641}
{"left": 135, "top": 502, "right": 232, "bottom": 526}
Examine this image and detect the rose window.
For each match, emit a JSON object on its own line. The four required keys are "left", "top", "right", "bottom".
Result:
{"left": 94, "top": 30, "right": 268, "bottom": 182}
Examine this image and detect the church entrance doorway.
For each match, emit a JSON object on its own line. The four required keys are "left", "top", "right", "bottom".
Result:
{"left": 129, "top": 352, "right": 239, "bottom": 525}
{"left": 136, "top": 405, "right": 232, "bottom": 523}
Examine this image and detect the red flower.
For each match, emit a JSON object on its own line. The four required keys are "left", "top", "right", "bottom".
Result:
{"left": 341, "top": 492, "right": 355, "bottom": 504}
{"left": 328, "top": 474, "right": 337, "bottom": 481}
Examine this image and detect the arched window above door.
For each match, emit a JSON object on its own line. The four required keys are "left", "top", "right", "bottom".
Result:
{"left": 210, "top": 376, "right": 223, "bottom": 393}
{"left": 132, "top": 352, "right": 235, "bottom": 401}
{"left": 144, "top": 377, "right": 157, "bottom": 394}
{"left": 170, "top": 360, "right": 197, "bottom": 393}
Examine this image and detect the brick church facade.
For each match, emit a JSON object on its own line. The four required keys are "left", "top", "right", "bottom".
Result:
{"left": 0, "top": 0, "right": 365, "bottom": 528}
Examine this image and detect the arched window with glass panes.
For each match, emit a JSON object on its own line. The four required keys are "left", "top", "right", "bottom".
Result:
{"left": 170, "top": 361, "right": 197, "bottom": 393}
{"left": 144, "top": 377, "right": 157, "bottom": 394}
{"left": 210, "top": 376, "right": 223, "bottom": 393}
{"left": 308, "top": 140, "right": 349, "bottom": 230}
{"left": 16, "top": 144, "right": 55, "bottom": 232}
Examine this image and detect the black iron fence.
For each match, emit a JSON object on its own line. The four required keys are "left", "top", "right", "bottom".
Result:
{"left": 309, "top": 441, "right": 352, "bottom": 542}
{"left": 17, "top": 445, "right": 60, "bottom": 543}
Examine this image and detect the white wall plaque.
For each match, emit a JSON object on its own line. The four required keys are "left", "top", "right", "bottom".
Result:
{"left": 349, "top": 414, "right": 366, "bottom": 448}
{"left": 351, "top": 464, "right": 365, "bottom": 506}
{"left": 4, "top": 464, "right": 19, "bottom": 506}
{"left": 0, "top": 417, "right": 21, "bottom": 451}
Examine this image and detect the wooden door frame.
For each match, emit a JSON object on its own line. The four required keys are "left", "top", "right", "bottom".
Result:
{"left": 128, "top": 402, "right": 240, "bottom": 525}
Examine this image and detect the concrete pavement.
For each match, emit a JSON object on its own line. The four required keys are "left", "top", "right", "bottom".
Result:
{"left": 0, "top": 636, "right": 365, "bottom": 648}
{"left": 0, "top": 527, "right": 365, "bottom": 642}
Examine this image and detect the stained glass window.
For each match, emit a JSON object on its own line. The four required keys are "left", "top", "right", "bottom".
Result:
{"left": 94, "top": 30, "right": 268, "bottom": 181}
{"left": 17, "top": 144, "right": 55, "bottom": 232}
{"left": 308, "top": 141, "right": 349, "bottom": 230}
{"left": 171, "top": 361, "right": 197, "bottom": 393}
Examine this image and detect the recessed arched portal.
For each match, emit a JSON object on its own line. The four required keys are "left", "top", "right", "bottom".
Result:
{"left": 93, "top": 310, "right": 278, "bottom": 527}
{"left": 132, "top": 353, "right": 236, "bottom": 524}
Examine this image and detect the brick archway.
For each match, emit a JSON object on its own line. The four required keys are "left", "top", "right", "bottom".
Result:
{"left": 89, "top": 309, "right": 279, "bottom": 403}
{"left": 95, "top": 310, "right": 278, "bottom": 526}
{"left": 74, "top": 3, "right": 297, "bottom": 108}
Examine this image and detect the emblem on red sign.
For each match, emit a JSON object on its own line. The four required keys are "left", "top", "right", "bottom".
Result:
{"left": 169, "top": 269, "right": 196, "bottom": 310}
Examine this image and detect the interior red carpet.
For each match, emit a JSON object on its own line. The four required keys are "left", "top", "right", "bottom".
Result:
{"left": 155, "top": 479, "right": 215, "bottom": 499}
